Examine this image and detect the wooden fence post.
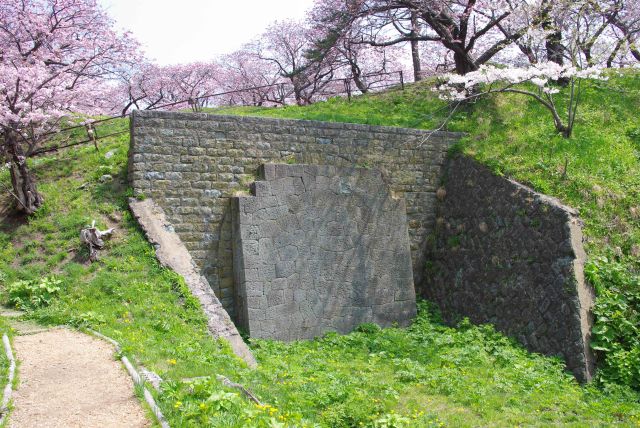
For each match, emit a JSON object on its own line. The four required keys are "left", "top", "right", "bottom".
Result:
{"left": 344, "top": 80, "right": 352, "bottom": 102}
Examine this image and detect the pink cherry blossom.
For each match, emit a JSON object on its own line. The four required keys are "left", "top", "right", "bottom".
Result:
{"left": 435, "top": 62, "right": 607, "bottom": 137}
{"left": 1, "top": 0, "right": 141, "bottom": 213}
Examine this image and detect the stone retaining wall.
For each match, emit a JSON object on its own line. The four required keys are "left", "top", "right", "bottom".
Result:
{"left": 424, "top": 155, "right": 595, "bottom": 381}
{"left": 129, "top": 112, "right": 596, "bottom": 381}
{"left": 129, "top": 111, "right": 463, "bottom": 317}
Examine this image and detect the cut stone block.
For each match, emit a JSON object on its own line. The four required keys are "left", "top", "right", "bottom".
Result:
{"left": 232, "top": 164, "right": 417, "bottom": 341}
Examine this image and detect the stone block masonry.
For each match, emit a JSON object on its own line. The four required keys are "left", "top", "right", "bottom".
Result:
{"left": 424, "top": 155, "right": 595, "bottom": 382}
{"left": 129, "top": 111, "right": 463, "bottom": 317}
{"left": 231, "top": 164, "right": 416, "bottom": 340}
{"left": 129, "top": 198, "right": 256, "bottom": 367}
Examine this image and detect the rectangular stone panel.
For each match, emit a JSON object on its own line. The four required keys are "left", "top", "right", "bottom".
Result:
{"left": 232, "top": 164, "right": 417, "bottom": 340}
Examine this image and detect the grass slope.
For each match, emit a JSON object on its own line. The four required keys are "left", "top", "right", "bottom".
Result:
{"left": 0, "top": 73, "right": 638, "bottom": 427}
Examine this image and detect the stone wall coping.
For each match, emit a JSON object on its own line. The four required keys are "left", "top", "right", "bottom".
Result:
{"left": 505, "top": 176, "right": 580, "bottom": 218}
{"left": 132, "top": 110, "right": 467, "bottom": 139}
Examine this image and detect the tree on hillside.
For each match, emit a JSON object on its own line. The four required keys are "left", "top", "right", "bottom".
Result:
{"left": 435, "top": 62, "right": 606, "bottom": 138}
{"left": 494, "top": 0, "right": 640, "bottom": 68}
{"left": 490, "top": 0, "right": 640, "bottom": 68}
{"left": 162, "top": 62, "right": 220, "bottom": 111}
{"left": 540, "top": 0, "right": 623, "bottom": 68}
{"left": 307, "top": 29, "right": 401, "bottom": 93}
{"left": 255, "top": 20, "right": 338, "bottom": 105}
{"left": 312, "top": 0, "right": 548, "bottom": 75}
{"left": 310, "top": 0, "right": 426, "bottom": 81}
{"left": 0, "top": 0, "right": 138, "bottom": 214}
{"left": 486, "top": 0, "right": 569, "bottom": 67}
{"left": 598, "top": 0, "right": 640, "bottom": 64}
{"left": 570, "top": 1, "right": 617, "bottom": 65}
{"left": 112, "top": 62, "right": 220, "bottom": 114}
{"left": 217, "top": 50, "right": 286, "bottom": 106}
{"left": 111, "top": 63, "right": 174, "bottom": 116}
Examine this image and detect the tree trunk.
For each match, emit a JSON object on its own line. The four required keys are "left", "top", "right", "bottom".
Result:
{"left": 545, "top": 29, "right": 564, "bottom": 65}
{"left": 607, "top": 38, "right": 625, "bottom": 68}
{"left": 628, "top": 41, "right": 640, "bottom": 62}
{"left": 543, "top": 16, "right": 568, "bottom": 86}
{"left": 350, "top": 63, "right": 368, "bottom": 93}
{"left": 352, "top": 75, "right": 368, "bottom": 94}
{"left": 411, "top": 40, "right": 422, "bottom": 81}
{"left": 611, "top": 20, "right": 640, "bottom": 63}
{"left": 541, "top": 0, "right": 564, "bottom": 66}
{"left": 6, "top": 131, "right": 43, "bottom": 215}
{"left": 290, "top": 77, "right": 305, "bottom": 106}
{"left": 582, "top": 48, "right": 592, "bottom": 66}
{"left": 453, "top": 51, "right": 477, "bottom": 75}
{"left": 410, "top": 11, "right": 422, "bottom": 81}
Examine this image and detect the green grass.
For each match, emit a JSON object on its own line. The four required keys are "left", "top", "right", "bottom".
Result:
{"left": 0, "top": 73, "right": 639, "bottom": 427}
{"left": 0, "top": 316, "right": 10, "bottom": 371}
{"left": 207, "top": 83, "right": 450, "bottom": 130}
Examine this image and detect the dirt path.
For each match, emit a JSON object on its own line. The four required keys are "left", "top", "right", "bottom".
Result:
{"left": 9, "top": 328, "right": 150, "bottom": 428}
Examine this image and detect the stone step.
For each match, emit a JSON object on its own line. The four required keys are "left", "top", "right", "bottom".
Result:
{"left": 0, "top": 306, "right": 25, "bottom": 318}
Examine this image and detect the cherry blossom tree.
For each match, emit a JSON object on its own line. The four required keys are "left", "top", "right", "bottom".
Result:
{"left": 0, "top": 0, "right": 139, "bottom": 214}
{"left": 598, "top": 0, "right": 640, "bottom": 64}
{"left": 110, "top": 63, "right": 173, "bottom": 115}
{"left": 162, "top": 62, "right": 220, "bottom": 111}
{"left": 110, "top": 62, "right": 220, "bottom": 114}
{"left": 436, "top": 62, "right": 606, "bottom": 137}
{"left": 313, "top": 0, "right": 549, "bottom": 75}
{"left": 310, "top": 0, "right": 429, "bottom": 80}
{"left": 507, "top": 0, "right": 640, "bottom": 68}
{"left": 216, "top": 49, "right": 286, "bottom": 106}
{"left": 337, "top": 42, "right": 402, "bottom": 92}
{"left": 308, "top": 3, "right": 404, "bottom": 91}
{"left": 570, "top": 1, "right": 616, "bottom": 65}
{"left": 255, "top": 20, "right": 338, "bottom": 105}
{"left": 536, "top": 0, "right": 621, "bottom": 68}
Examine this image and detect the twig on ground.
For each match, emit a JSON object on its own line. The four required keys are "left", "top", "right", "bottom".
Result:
{"left": 417, "top": 101, "right": 461, "bottom": 148}
{"left": 216, "top": 374, "right": 262, "bottom": 405}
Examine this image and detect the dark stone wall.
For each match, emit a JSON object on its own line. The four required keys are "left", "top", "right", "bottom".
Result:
{"left": 129, "top": 111, "right": 462, "bottom": 317}
{"left": 231, "top": 164, "right": 416, "bottom": 340}
{"left": 424, "top": 155, "right": 595, "bottom": 381}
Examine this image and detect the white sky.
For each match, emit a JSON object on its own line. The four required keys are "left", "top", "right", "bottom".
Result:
{"left": 99, "top": 0, "right": 315, "bottom": 65}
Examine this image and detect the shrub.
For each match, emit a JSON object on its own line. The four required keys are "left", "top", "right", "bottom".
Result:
{"left": 7, "top": 276, "right": 62, "bottom": 310}
{"left": 586, "top": 257, "right": 640, "bottom": 390}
